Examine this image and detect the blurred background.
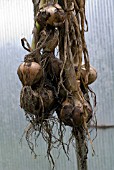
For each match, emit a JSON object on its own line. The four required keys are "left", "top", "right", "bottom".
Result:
{"left": 0, "top": 0, "right": 114, "bottom": 169}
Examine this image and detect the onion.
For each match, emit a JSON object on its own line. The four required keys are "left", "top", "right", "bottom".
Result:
{"left": 20, "top": 86, "right": 55, "bottom": 117}
{"left": 20, "top": 86, "right": 41, "bottom": 115}
{"left": 59, "top": 100, "right": 74, "bottom": 126}
{"left": 17, "top": 62, "right": 43, "bottom": 86}
{"left": 81, "top": 64, "right": 97, "bottom": 85}
{"left": 36, "top": 3, "right": 65, "bottom": 27}
{"left": 72, "top": 100, "right": 92, "bottom": 126}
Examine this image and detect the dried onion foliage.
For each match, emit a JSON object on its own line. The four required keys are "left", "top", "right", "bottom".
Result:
{"left": 18, "top": 0, "right": 97, "bottom": 169}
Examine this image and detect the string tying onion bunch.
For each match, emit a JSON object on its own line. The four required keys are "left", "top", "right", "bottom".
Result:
{"left": 17, "top": 0, "right": 97, "bottom": 169}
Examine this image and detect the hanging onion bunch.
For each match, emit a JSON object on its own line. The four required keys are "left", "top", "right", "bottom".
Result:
{"left": 17, "top": 0, "right": 97, "bottom": 169}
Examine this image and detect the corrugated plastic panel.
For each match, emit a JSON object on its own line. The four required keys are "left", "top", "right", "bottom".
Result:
{"left": 86, "top": 0, "right": 114, "bottom": 125}
{"left": 0, "top": 0, "right": 114, "bottom": 170}
{"left": 86, "top": 0, "right": 114, "bottom": 170}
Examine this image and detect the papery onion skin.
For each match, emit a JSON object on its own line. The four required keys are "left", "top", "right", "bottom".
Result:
{"left": 17, "top": 62, "right": 43, "bottom": 86}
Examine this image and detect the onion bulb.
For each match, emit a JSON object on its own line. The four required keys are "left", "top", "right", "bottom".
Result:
{"left": 36, "top": 3, "right": 65, "bottom": 27}
{"left": 17, "top": 62, "right": 43, "bottom": 86}
{"left": 81, "top": 65, "right": 97, "bottom": 85}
